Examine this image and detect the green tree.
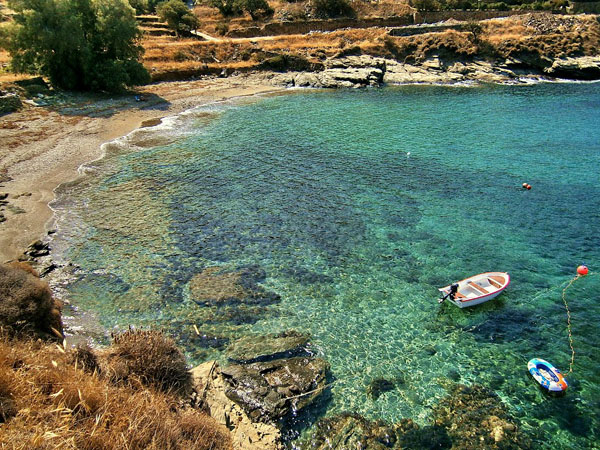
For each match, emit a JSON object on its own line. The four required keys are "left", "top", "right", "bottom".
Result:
{"left": 128, "top": 0, "right": 149, "bottom": 13}
{"left": 237, "top": 0, "right": 273, "bottom": 19}
{"left": 412, "top": 0, "right": 442, "bottom": 10}
{"left": 0, "top": 0, "right": 149, "bottom": 92}
{"left": 210, "top": 0, "right": 272, "bottom": 18}
{"left": 210, "top": 0, "right": 240, "bottom": 16}
{"left": 311, "top": 0, "right": 354, "bottom": 18}
{"left": 156, "top": 0, "right": 200, "bottom": 36}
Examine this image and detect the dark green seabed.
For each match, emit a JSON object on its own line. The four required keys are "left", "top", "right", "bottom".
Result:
{"left": 51, "top": 83, "right": 600, "bottom": 448}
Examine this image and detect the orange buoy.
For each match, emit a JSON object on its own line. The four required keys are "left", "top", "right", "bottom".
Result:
{"left": 577, "top": 265, "right": 589, "bottom": 276}
{"left": 526, "top": 184, "right": 532, "bottom": 190}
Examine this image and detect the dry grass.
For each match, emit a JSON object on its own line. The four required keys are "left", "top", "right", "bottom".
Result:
{"left": 102, "top": 329, "right": 192, "bottom": 395}
{"left": 382, "top": 29, "right": 478, "bottom": 62}
{"left": 0, "top": 335, "right": 232, "bottom": 449}
{"left": 0, "top": 262, "right": 63, "bottom": 339}
{"left": 350, "top": 0, "right": 413, "bottom": 18}
{"left": 481, "top": 15, "right": 600, "bottom": 59}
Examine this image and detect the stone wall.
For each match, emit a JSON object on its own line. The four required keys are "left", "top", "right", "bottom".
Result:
{"left": 389, "top": 22, "right": 466, "bottom": 36}
{"left": 225, "top": 16, "right": 413, "bottom": 38}
{"left": 414, "top": 9, "right": 543, "bottom": 23}
{"left": 225, "top": 10, "right": 554, "bottom": 39}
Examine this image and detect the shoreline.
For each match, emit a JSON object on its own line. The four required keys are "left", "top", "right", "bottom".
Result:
{"left": 2, "top": 69, "right": 598, "bottom": 265}
{"left": 0, "top": 75, "right": 285, "bottom": 263}
{"left": 2, "top": 70, "right": 596, "bottom": 265}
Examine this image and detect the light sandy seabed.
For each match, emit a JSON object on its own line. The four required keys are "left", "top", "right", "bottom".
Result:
{"left": 0, "top": 75, "right": 284, "bottom": 263}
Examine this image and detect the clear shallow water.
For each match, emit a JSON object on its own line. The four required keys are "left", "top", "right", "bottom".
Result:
{"left": 52, "top": 83, "right": 600, "bottom": 447}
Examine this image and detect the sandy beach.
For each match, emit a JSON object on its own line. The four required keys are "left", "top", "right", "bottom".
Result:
{"left": 0, "top": 75, "right": 283, "bottom": 263}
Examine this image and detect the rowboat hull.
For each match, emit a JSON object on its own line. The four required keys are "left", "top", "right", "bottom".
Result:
{"left": 438, "top": 272, "right": 510, "bottom": 308}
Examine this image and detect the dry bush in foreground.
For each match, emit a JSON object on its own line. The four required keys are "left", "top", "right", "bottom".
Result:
{"left": 0, "top": 262, "right": 62, "bottom": 338}
{"left": 103, "top": 329, "right": 192, "bottom": 395}
{"left": 0, "top": 335, "right": 232, "bottom": 449}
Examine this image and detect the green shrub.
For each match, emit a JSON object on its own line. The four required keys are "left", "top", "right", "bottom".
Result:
{"left": 157, "top": 0, "right": 200, "bottom": 36}
{"left": 442, "top": 0, "right": 472, "bottom": 9}
{"left": 239, "top": 0, "right": 274, "bottom": 19}
{"left": 412, "top": 0, "right": 441, "bottom": 11}
{"left": 210, "top": 0, "right": 240, "bottom": 16}
{"left": 215, "top": 21, "right": 230, "bottom": 35}
{"left": 174, "top": 50, "right": 192, "bottom": 61}
{"left": 211, "top": 0, "right": 273, "bottom": 18}
{"left": 543, "top": 0, "right": 568, "bottom": 8}
{"left": 312, "top": 0, "right": 354, "bottom": 18}
{"left": 129, "top": 0, "right": 149, "bottom": 13}
{"left": 104, "top": 329, "right": 191, "bottom": 394}
{"left": 0, "top": 263, "right": 62, "bottom": 338}
{"left": 1, "top": 0, "right": 150, "bottom": 92}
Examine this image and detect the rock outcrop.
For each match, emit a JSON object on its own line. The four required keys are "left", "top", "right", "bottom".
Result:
{"left": 0, "top": 192, "right": 7, "bottom": 224}
{"left": 545, "top": 56, "right": 600, "bottom": 80}
{"left": 271, "top": 55, "right": 386, "bottom": 88}
{"left": 266, "top": 53, "right": 600, "bottom": 89}
{"left": 221, "top": 356, "right": 329, "bottom": 423}
{"left": 192, "top": 361, "right": 283, "bottom": 450}
{"left": 191, "top": 331, "right": 330, "bottom": 449}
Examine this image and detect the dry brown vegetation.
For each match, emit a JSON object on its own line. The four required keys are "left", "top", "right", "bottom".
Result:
{"left": 139, "top": 11, "right": 600, "bottom": 80}
{"left": 383, "top": 29, "right": 479, "bottom": 62}
{"left": 483, "top": 14, "right": 600, "bottom": 59}
{"left": 102, "top": 329, "right": 192, "bottom": 395}
{"left": 0, "top": 264, "right": 232, "bottom": 449}
{"left": 0, "top": 335, "right": 232, "bottom": 449}
{"left": 0, "top": 262, "right": 62, "bottom": 339}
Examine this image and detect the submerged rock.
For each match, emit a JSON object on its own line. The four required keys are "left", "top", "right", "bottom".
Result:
{"left": 189, "top": 265, "right": 280, "bottom": 307}
{"left": 432, "top": 384, "right": 531, "bottom": 449}
{"left": 226, "top": 330, "right": 311, "bottom": 363}
{"left": 398, "top": 424, "right": 452, "bottom": 449}
{"left": 367, "top": 377, "right": 396, "bottom": 400}
{"left": 221, "top": 356, "right": 330, "bottom": 424}
{"left": 310, "top": 414, "right": 415, "bottom": 449}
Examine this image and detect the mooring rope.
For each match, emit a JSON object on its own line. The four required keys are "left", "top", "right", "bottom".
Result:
{"left": 561, "top": 271, "right": 595, "bottom": 374}
{"left": 561, "top": 276, "right": 578, "bottom": 374}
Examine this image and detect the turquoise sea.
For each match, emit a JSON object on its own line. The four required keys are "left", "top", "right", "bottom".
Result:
{"left": 51, "top": 83, "right": 600, "bottom": 448}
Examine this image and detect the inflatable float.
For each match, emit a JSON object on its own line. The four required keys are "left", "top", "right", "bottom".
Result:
{"left": 527, "top": 358, "right": 568, "bottom": 392}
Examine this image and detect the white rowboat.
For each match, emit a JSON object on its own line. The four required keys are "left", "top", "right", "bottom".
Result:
{"left": 438, "top": 272, "right": 510, "bottom": 308}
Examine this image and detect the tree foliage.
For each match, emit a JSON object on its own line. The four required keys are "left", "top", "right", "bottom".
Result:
{"left": 157, "top": 0, "right": 200, "bottom": 36}
{"left": 210, "top": 0, "right": 273, "bottom": 19}
{"left": 311, "top": 0, "right": 354, "bottom": 18}
{"left": 0, "top": 0, "right": 150, "bottom": 92}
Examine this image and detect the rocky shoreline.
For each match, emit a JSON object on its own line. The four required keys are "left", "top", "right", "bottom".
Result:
{"left": 259, "top": 54, "right": 600, "bottom": 89}
{"left": 2, "top": 46, "right": 598, "bottom": 447}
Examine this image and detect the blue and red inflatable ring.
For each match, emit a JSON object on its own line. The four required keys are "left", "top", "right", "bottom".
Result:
{"left": 528, "top": 358, "right": 568, "bottom": 392}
